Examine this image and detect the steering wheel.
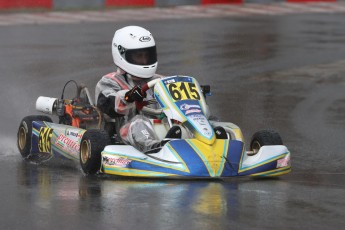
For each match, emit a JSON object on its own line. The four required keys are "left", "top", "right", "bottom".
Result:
{"left": 141, "top": 78, "right": 161, "bottom": 94}
{"left": 137, "top": 78, "right": 162, "bottom": 116}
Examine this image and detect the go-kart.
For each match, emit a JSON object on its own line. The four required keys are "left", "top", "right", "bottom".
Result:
{"left": 17, "top": 76, "right": 291, "bottom": 178}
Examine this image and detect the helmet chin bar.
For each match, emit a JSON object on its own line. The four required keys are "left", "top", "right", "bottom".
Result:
{"left": 120, "top": 61, "right": 158, "bottom": 79}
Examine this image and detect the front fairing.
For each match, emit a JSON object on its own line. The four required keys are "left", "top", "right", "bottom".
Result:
{"left": 154, "top": 76, "right": 215, "bottom": 145}
{"left": 101, "top": 138, "right": 291, "bottom": 178}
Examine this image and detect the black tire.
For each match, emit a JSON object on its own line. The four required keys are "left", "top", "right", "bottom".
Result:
{"left": 250, "top": 130, "right": 283, "bottom": 155}
{"left": 80, "top": 129, "right": 111, "bottom": 175}
{"left": 17, "top": 115, "right": 52, "bottom": 158}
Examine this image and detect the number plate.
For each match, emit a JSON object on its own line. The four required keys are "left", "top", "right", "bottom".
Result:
{"left": 167, "top": 82, "right": 201, "bottom": 102}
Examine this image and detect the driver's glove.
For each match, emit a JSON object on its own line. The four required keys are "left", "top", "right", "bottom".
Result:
{"left": 124, "top": 85, "right": 146, "bottom": 103}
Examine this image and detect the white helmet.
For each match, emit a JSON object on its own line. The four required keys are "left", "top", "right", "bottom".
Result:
{"left": 112, "top": 26, "right": 157, "bottom": 79}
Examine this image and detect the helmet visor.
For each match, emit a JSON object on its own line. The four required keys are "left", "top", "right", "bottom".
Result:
{"left": 125, "top": 46, "right": 157, "bottom": 66}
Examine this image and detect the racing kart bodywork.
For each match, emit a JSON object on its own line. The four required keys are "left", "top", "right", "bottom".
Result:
{"left": 17, "top": 76, "right": 291, "bottom": 178}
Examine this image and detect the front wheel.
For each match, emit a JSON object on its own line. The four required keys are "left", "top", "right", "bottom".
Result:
{"left": 250, "top": 130, "right": 283, "bottom": 155}
{"left": 80, "top": 129, "right": 110, "bottom": 175}
{"left": 17, "top": 115, "right": 52, "bottom": 158}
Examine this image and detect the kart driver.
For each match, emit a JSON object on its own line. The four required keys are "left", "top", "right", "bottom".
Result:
{"left": 95, "top": 26, "right": 181, "bottom": 153}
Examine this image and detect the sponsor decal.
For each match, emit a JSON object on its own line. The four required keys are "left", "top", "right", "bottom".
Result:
{"left": 204, "top": 131, "right": 212, "bottom": 136}
{"left": 185, "top": 109, "right": 202, "bottom": 115}
{"left": 38, "top": 127, "right": 53, "bottom": 153}
{"left": 139, "top": 36, "right": 151, "bottom": 42}
{"left": 180, "top": 103, "right": 201, "bottom": 111}
{"left": 163, "top": 79, "right": 176, "bottom": 84}
{"left": 189, "top": 114, "right": 203, "bottom": 119}
{"left": 190, "top": 114, "right": 207, "bottom": 123}
{"left": 188, "top": 114, "right": 212, "bottom": 136}
{"left": 55, "top": 134, "right": 80, "bottom": 154}
{"left": 189, "top": 114, "right": 208, "bottom": 126}
{"left": 277, "top": 157, "right": 290, "bottom": 168}
{"left": 201, "top": 127, "right": 212, "bottom": 136}
{"left": 103, "top": 156, "right": 131, "bottom": 167}
{"left": 66, "top": 129, "right": 83, "bottom": 139}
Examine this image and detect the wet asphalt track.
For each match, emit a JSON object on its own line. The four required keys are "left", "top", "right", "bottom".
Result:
{"left": 0, "top": 12, "right": 345, "bottom": 229}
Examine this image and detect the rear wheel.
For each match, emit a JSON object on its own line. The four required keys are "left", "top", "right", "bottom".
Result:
{"left": 80, "top": 129, "right": 110, "bottom": 175}
{"left": 17, "top": 115, "right": 52, "bottom": 158}
{"left": 250, "top": 130, "right": 283, "bottom": 155}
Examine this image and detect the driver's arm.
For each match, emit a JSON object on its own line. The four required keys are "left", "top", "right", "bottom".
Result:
{"left": 95, "top": 76, "right": 135, "bottom": 118}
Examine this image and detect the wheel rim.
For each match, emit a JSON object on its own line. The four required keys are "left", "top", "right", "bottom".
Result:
{"left": 80, "top": 140, "right": 91, "bottom": 164}
{"left": 18, "top": 127, "right": 27, "bottom": 151}
{"left": 251, "top": 140, "right": 261, "bottom": 155}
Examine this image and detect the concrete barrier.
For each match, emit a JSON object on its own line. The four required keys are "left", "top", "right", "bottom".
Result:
{"left": 0, "top": 0, "right": 52, "bottom": 9}
{"left": 105, "top": 0, "right": 154, "bottom": 7}
{"left": 287, "top": 0, "right": 335, "bottom": 2}
{"left": 0, "top": 0, "right": 338, "bottom": 10}
{"left": 201, "top": 0, "right": 242, "bottom": 4}
{"left": 53, "top": 0, "right": 104, "bottom": 10}
{"left": 156, "top": 0, "right": 200, "bottom": 7}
